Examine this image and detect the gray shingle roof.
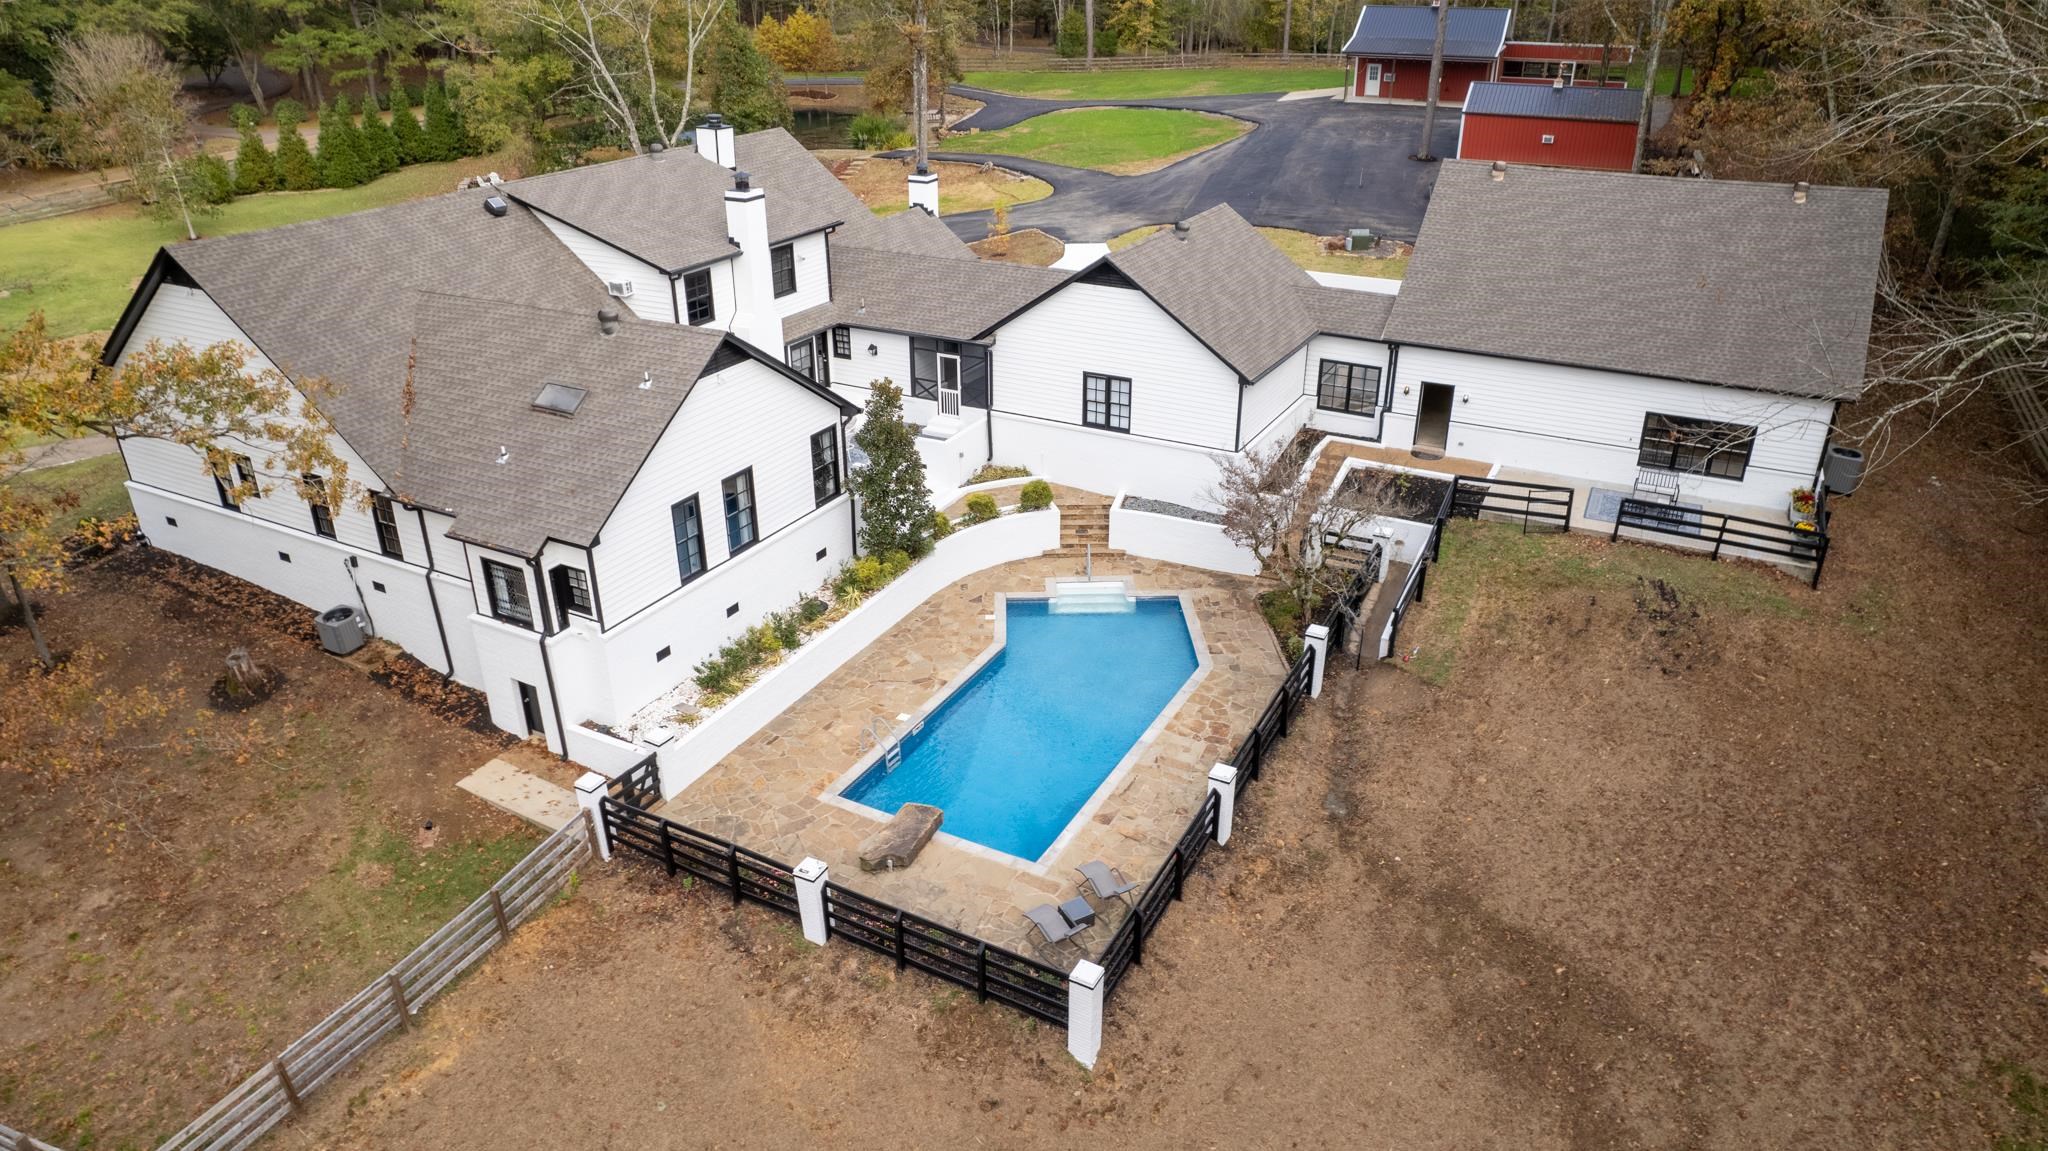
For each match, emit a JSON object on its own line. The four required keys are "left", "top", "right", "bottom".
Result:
{"left": 1461, "top": 81, "right": 1644, "bottom": 122}
{"left": 500, "top": 129, "right": 852, "bottom": 272}
{"left": 1343, "top": 5, "right": 1511, "bottom": 59}
{"left": 1386, "top": 161, "right": 1890, "bottom": 398}
{"left": 1296, "top": 282, "right": 1396, "bottom": 342}
{"left": 1106, "top": 205, "right": 1321, "bottom": 380}
{"left": 786, "top": 243, "right": 1066, "bottom": 344}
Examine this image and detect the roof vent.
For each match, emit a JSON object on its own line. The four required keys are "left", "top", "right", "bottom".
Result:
{"left": 733, "top": 169, "right": 753, "bottom": 192}
{"left": 1172, "top": 220, "right": 1191, "bottom": 240}
{"left": 533, "top": 382, "right": 588, "bottom": 417}
{"left": 1792, "top": 181, "right": 1810, "bottom": 204}
{"left": 916, "top": 161, "right": 929, "bottom": 175}
{"left": 598, "top": 306, "right": 621, "bottom": 336}
{"left": 1553, "top": 74, "right": 1566, "bottom": 90}
{"left": 483, "top": 196, "right": 508, "bottom": 217}
{"left": 649, "top": 140, "right": 665, "bottom": 160}
{"left": 495, "top": 445, "right": 510, "bottom": 465}
{"left": 1490, "top": 160, "right": 1507, "bottom": 181}
{"left": 639, "top": 370, "right": 653, "bottom": 390}
{"left": 705, "top": 113, "right": 724, "bottom": 128}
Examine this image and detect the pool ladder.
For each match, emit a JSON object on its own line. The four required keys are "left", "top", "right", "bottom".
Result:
{"left": 860, "top": 715, "right": 905, "bottom": 771}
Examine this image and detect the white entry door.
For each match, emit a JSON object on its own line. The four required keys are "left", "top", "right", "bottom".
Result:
{"left": 937, "top": 353, "right": 963, "bottom": 418}
{"left": 1365, "top": 62, "right": 1383, "bottom": 97}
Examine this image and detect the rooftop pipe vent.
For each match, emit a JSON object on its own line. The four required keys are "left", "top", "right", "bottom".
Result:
{"left": 1172, "top": 220, "right": 1191, "bottom": 239}
{"left": 483, "top": 196, "right": 508, "bottom": 217}
{"left": 1553, "top": 74, "right": 1566, "bottom": 89}
{"left": 704, "top": 113, "right": 724, "bottom": 128}
{"left": 1490, "top": 160, "right": 1507, "bottom": 181}
{"left": 649, "top": 140, "right": 665, "bottom": 160}
{"left": 1792, "top": 181, "right": 1810, "bottom": 204}
{"left": 916, "top": 161, "right": 930, "bottom": 175}
{"left": 598, "top": 306, "right": 621, "bottom": 336}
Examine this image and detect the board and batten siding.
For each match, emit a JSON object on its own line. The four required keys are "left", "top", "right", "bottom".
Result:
{"left": 590, "top": 357, "right": 848, "bottom": 622}
{"left": 1388, "top": 346, "right": 1837, "bottom": 509}
{"left": 531, "top": 212, "right": 671, "bottom": 322}
{"left": 988, "top": 280, "right": 1241, "bottom": 450}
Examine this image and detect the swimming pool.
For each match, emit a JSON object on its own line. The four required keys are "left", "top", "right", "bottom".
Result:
{"left": 838, "top": 595, "right": 1203, "bottom": 862}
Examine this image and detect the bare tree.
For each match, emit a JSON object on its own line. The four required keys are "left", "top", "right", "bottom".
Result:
{"left": 1630, "top": 0, "right": 1671, "bottom": 172}
{"left": 50, "top": 33, "right": 205, "bottom": 241}
{"left": 675, "top": 0, "right": 724, "bottom": 134}
{"left": 1212, "top": 442, "right": 1405, "bottom": 622}
{"left": 507, "top": 0, "right": 679, "bottom": 153}
{"left": 1415, "top": 0, "right": 1449, "bottom": 161}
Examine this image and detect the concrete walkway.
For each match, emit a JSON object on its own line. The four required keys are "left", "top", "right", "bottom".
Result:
{"left": 923, "top": 86, "right": 1459, "bottom": 243}
{"left": 15, "top": 436, "right": 118, "bottom": 472}
{"left": 459, "top": 757, "right": 581, "bottom": 832}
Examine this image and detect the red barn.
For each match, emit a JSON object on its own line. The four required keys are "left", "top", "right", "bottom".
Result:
{"left": 1455, "top": 81, "right": 1643, "bottom": 171}
{"left": 1342, "top": 6, "right": 1635, "bottom": 106}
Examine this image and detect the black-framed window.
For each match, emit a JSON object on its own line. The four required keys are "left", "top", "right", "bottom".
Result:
{"left": 672, "top": 496, "right": 706, "bottom": 582}
{"left": 482, "top": 558, "right": 533, "bottom": 627}
{"left": 549, "top": 564, "right": 593, "bottom": 627}
{"left": 372, "top": 494, "right": 404, "bottom": 559}
{"left": 234, "top": 455, "right": 257, "bottom": 497}
{"left": 1637, "top": 412, "right": 1756, "bottom": 480}
{"left": 722, "top": 468, "right": 758, "bottom": 552}
{"left": 810, "top": 426, "right": 841, "bottom": 506}
{"left": 832, "top": 325, "right": 851, "bottom": 358}
{"left": 1316, "top": 360, "right": 1382, "bottom": 416}
{"left": 214, "top": 467, "right": 239, "bottom": 510}
{"left": 682, "top": 268, "right": 714, "bottom": 325}
{"left": 770, "top": 243, "right": 796, "bottom": 297}
{"left": 1083, "top": 373, "right": 1132, "bottom": 432}
{"left": 303, "top": 474, "right": 336, "bottom": 539}
{"left": 786, "top": 337, "right": 815, "bottom": 381}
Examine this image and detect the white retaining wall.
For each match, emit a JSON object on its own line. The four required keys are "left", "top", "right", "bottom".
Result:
{"left": 1109, "top": 493, "right": 1260, "bottom": 575}
{"left": 649, "top": 505, "right": 1061, "bottom": 799}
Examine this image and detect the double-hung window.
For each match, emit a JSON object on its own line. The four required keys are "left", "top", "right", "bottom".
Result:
{"left": 770, "top": 243, "right": 796, "bottom": 297}
{"left": 482, "top": 558, "right": 533, "bottom": 627}
{"left": 1637, "top": 412, "right": 1756, "bottom": 480}
{"left": 303, "top": 474, "right": 336, "bottom": 539}
{"left": 810, "top": 427, "right": 841, "bottom": 506}
{"left": 672, "top": 496, "right": 706, "bottom": 583}
{"left": 722, "top": 469, "right": 758, "bottom": 552}
{"left": 372, "top": 494, "right": 404, "bottom": 559}
{"left": 1082, "top": 373, "right": 1132, "bottom": 433}
{"left": 682, "top": 268, "right": 714, "bottom": 325}
{"left": 1316, "top": 360, "right": 1382, "bottom": 416}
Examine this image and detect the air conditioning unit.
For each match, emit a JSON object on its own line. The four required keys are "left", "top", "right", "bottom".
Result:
{"left": 315, "top": 605, "right": 369, "bottom": 655}
{"left": 606, "top": 279, "right": 636, "bottom": 299}
{"left": 1541, "top": 134, "right": 1557, "bottom": 144}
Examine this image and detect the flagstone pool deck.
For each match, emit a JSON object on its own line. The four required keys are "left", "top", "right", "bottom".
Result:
{"left": 655, "top": 551, "right": 1285, "bottom": 960}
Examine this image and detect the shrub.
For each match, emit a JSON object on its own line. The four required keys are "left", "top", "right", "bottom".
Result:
{"left": 389, "top": 82, "right": 429, "bottom": 163}
{"left": 230, "top": 105, "right": 276, "bottom": 193}
{"left": 317, "top": 97, "right": 372, "bottom": 188}
{"left": 848, "top": 111, "right": 905, "bottom": 149}
{"left": 964, "top": 463, "right": 1030, "bottom": 485}
{"left": 851, "top": 381, "right": 935, "bottom": 557}
{"left": 930, "top": 509, "right": 954, "bottom": 541}
{"left": 358, "top": 102, "right": 400, "bottom": 174}
{"left": 833, "top": 550, "right": 914, "bottom": 603}
{"left": 1017, "top": 479, "right": 1053, "bottom": 511}
{"left": 272, "top": 100, "right": 321, "bottom": 190}
{"left": 186, "top": 153, "right": 236, "bottom": 205}
{"left": 962, "top": 492, "right": 1000, "bottom": 524}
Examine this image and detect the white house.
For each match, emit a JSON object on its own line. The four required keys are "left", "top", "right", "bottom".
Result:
{"left": 102, "top": 119, "right": 1887, "bottom": 763}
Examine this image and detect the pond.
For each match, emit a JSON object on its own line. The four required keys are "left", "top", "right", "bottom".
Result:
{"left": 789, "top": 107, "right": 861, "bottom": 149}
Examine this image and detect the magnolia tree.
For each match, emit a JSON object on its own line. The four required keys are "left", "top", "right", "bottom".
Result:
{"left": 1211, "top": 440, "right": 1405, "bottom": 629}
{"left": 850, "top": 379, "right": 936, "bottom": 557}
{"left": 1, "top": 313, "right": 358, "bottom": 667}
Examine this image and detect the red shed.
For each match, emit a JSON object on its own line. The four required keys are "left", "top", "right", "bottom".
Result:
{"left": 1455, "top": 81, "right": 1644, "bottom": 172}
{"left": 1342, "top": 5, "right": 1509, "bottom": 105}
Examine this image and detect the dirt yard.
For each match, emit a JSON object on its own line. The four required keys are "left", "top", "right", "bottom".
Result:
{"left": 246, "top": 410, "right": 2048, "bottom": 1150}
{"left": 830, "top": 155, "right": 1052, "bottom": 218}
{"left": 0, "top": 549, "right": 541, "bottom": 1149}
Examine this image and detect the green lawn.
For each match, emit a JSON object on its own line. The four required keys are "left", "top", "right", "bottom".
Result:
{"left": 953, "top": 106, "right": 1250, "bottom": 174}
{"left": 0, "top": 154, "right": 511, "bottom": 341}
{"left": 961, "top": 66, "right": 1344, "bottom": 100}
{"left": 9, "top": 453, "right": 132, "bottom": 528}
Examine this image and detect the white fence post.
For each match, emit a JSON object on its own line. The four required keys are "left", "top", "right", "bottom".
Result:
{"left": 1304, "top": 623, "right": 1330, "bottom": 697}
{"left": 1067, "top": 960, "right": 1106, "bottom": 1068}
{"left": 1207, "top": 762, "right": 1240, "bottom": 845}
{"left": 794, "top": 857, "right": 831, "bottom": 945}
{"left": 574, "top": 772, "right": 611, "bottom": 861}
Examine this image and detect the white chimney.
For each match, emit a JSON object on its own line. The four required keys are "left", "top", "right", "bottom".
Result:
{"left": 907, "top": 162, "right": 940, "bottom": 216}
{"left": 694, "top": 114, "right": 737, "bottom": 170}
{"left": 723, "top": 171, "right": 783, "bottom": 358}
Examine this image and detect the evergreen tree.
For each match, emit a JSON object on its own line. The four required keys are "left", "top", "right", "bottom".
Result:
{"left": 230, "top": 104, "right": 277, "bottom": 193}
{"left": 708, "top": 10, "right": 792, "bottom": 132}
{"left": 317, "top": 97, "right": 371, "bottom": 187}
{"left": 422, "top": 83, "right": 467, "bottom": 161}
{"left": 389, "top": 82, "right": 428, "bottom": 164}
{"left": 850, "top": 380, "right": 935, "bottom": 558}
{"left": 357, "top": 100, "right": 399, "bottom": 174}
{"left": 271, "top": 99, "right": 322, "bottom": 191}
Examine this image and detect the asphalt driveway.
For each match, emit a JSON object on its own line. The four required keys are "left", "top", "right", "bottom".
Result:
{"left": 925, "top": 87, "right": 1462, "bottom": 244}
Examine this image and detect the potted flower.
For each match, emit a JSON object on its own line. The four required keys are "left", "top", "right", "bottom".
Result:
{"left": 1788, "top": 487, "right": 1817, "bottom": 524}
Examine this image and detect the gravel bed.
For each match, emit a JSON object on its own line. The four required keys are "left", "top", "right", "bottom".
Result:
{"left": 1124, "top": 495, "right": 1223, "bottom": 524}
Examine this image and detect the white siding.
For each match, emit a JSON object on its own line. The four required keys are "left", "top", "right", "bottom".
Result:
{"left": 1303, "top": 335, "right": 1395, "bottom": 440}
{"left": 773, "top": 232, "right": 831, "bottom": 318}
{"left": 988, "top": 281, "right": 1241, "bottom": 450}
{"left": 1390, "top": 346, "right": 1837, "bottom": 510}
{"left": 467, "top": 614, "right": 559, "bottom": 750}
{"left": 421, "top": 510, "right": 469, "bottom": 576}
{"left": 533, "top": 212, "right": 670, "bottom": 321}
{"left": 590, "top": 357, "right": 848, "bottom": 622}
{"left": 830, "top": 327, "right": 915, "bottom": 412}
{"left": 1240, "top": 344, "right": 1309, "bottom": 448}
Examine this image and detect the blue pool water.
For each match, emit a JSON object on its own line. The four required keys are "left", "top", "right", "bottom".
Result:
{"left": 841, "top": 597, "right": 1200, "bottom": 861}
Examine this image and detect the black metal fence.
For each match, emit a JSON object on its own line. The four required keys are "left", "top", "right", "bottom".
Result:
{"left": 1099, "top": 789, "right": 1219, "bottom": 995}
{"left": 821, "top": 882, "right": 1070, "bottom": 1027}
{"left": 1448, "top": 476, "right": 1575, "bottom": 533}
{"left": 1611, "top": 497, "right": 1830, "bottom": 588}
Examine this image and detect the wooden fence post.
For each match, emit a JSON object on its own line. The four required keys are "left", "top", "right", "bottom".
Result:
{"left": 488, "top": 888, "right": 512, "bottom": 940}
{"left": 385, "top": 972, "right": 412, "bottom": 1029}
{"left": 274, "top": 1060, "right": 303, "bottom": 1112}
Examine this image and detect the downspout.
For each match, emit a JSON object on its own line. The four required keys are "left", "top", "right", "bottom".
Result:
{"left": 1385, "top": 343, "right": 1401, "bottom": 440}
{"left": 527, "top": 556, "right": 568, "bottom": 753}
{"left": 668, "top": 272, "right": 682, "bottom": 324}
{"left": 414, "top": 507, "right": 457, "bottom": 678}
{"left": 1233, "top": 377, "right": 1247, "bottom": 451}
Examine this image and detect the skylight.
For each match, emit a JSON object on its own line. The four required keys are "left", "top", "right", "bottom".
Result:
{"left": 533, "top": 382, "right": 587, "bottom": 417}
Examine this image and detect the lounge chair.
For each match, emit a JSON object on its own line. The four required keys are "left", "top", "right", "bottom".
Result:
{"left": 1023, "top": 903, "right": 1085, "bottom": 945}
{"left": 1075, "top": 860, "right": 1138, "bottom": 905}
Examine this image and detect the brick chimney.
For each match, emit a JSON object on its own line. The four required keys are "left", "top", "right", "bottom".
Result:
{"left": 723, "top": 171, "right": 783, "bottom": 357}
